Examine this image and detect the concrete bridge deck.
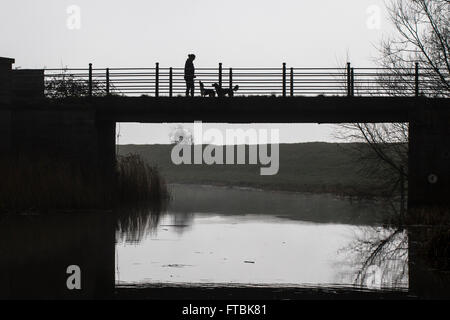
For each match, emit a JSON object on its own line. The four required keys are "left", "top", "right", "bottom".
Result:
{"left": 5, "top": 95, "right": 448, "bottom": 124}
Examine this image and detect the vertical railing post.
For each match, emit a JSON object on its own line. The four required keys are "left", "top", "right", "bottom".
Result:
{"left": 415, "top": 62, "right": 419, "bottom": 97}
{"left": 282, "top": 63, "right": 287, "bottom": 97}
{"left": 106, "top": 68, "right": 110, "bottom": 96}
{"left": 88, "top": 63, "right": 93, "bottom": 97}
{"left": 219, "top": 63, "right": 223, "bottom": 88}
{"left": 229, "top": 68, "right": 233, "bottom": 90}
{"left": 346, "top": 62, "right": 351, "bottom": 97}
{"left": 351, "top": 67, "right": 355, "bottom": 97}
{"left": 155, "top": 62, "right": 159, "bottom": 97}
{"left": 290, "top": 67, "right": 294, "bottom": 97}
{"left": 169, "top": 67, "right": 173, "bottom": 97}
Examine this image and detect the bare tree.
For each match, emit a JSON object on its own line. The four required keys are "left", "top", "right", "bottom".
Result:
{"left": 378, "top": 0, "right": 449, "bottom": 97}
{"left": 338, "top": 0, "right": 449, "bottom": 208}
{"left": 337, "top": 123, "right": 408, "bottom": 200}
{"left": 169, "top": 124, "right": 194, "bottom": 145}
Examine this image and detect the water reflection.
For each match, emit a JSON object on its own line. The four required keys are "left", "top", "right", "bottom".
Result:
{"left": 117, "top": 214, "right": 378, "bottom": 286}
{"left": 0, "top": 184, "right": 448, "bottom": 299}
{"left": 338, "top": 227, "right": 408, "bottom": 289}
{"left": 115, "top": 201, "right": 167, "bottom": 243}
{"left": 115, "top": 184, "right": 409, "bottom": 290}
{"left": 115, "top": 183, "right": 390, "bottom": 243}
{"left": 166, "top": 184, "right": 388, "bottom": 226}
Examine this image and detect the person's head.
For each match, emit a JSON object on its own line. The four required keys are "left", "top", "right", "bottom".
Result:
{"left": 188, "top": 54, "right": 196, "bottom": 61}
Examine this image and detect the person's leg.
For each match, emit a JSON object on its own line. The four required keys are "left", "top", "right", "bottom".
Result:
{"left": 190, "top": 80, "right": 195, "bottom": 97}
{"left": 186, "top": 79, "right": 194, "bottom": 97}
{"left": 185, "top": 80, "right": 189, "bottom": 97}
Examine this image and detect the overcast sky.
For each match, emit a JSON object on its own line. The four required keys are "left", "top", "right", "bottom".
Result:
{"left": 1, "top": 0, "right": 393, "bottom": 144}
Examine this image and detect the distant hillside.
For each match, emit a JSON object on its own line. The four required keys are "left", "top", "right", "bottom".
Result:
{"left": 117, "top": 143, "right": 382, "bottom": 196}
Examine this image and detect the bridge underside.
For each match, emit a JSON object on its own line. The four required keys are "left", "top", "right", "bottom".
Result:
{"left": 1, "top": 96, "right": 449, "bottom": 210}
{"left": 6, "top": 96, "right": 448, "bottom": 123}
{"left": 95, "top": 96, "right": 419, "bottom": 123}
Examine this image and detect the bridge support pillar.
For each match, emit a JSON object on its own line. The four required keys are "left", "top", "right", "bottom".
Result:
{"left": 96, "top": 118, "right": 116, "bottom": 186}
{"left": 0, "top": 110, "right": 12, "bottom": 152}
{"left": 408, "top": 225, "right": 450, "bottom": 298}
{"left": 408, "top": 100, "right": 450, "bottom": 210}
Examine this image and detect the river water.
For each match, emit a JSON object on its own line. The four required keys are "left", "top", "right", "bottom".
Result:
{"left": 116, "top": 184, "right": 409, "bottom": 290}
{"left": 3, "top": 184, "right": 449, "bottom": 299}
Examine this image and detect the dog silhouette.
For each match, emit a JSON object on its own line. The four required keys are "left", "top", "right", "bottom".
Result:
{"left": 199, "top": 81, "right": 216, "bottom": 97}
{"left": 212, "top": 83, "right": 239, "bottom": 97}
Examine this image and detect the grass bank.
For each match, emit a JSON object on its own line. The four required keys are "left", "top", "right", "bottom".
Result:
{"left": 118, "top": 143, "right": 387, "bottom": 197}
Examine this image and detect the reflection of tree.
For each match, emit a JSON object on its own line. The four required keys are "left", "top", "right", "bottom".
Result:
{"left": 340, "top": 227, "right": 409, "bottom": 289}
{"left": 114, "top": 154, "right": 171, "bottom": 243}
{"left": 115, "top": 200, "right": 168, "bottom": 243}
{"left": 114, "top": 201, "right": 198, "bottom": 242}
{"left": 167, "top": 212, "right": 195, "bottom": 236}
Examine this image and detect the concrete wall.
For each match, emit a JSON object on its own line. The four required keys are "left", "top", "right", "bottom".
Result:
{"left": 2, "top": 108, "right": 116, "bottom": 184}
{"left": 0, "top": 58, "right": 45, "bottom": 102}
{"left": 11, "top": 109, "right": 99, "bottom": 162}
{"left": 0, "top": 57, "right": 14, "bottom": 104}
{"left": 12, "top": 69, "right": 45, "bottom": 99}
{"left": 0, "top": 110, "right": 12, "bottom": 152}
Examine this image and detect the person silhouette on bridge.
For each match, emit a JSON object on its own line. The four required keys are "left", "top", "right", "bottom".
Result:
{"left": 184, "top": 54, "right": 196, "bottom": 97}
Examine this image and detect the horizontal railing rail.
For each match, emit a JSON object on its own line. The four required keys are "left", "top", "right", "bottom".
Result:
{"left": 37, "top": 62, "right": 450, "bottom": 99}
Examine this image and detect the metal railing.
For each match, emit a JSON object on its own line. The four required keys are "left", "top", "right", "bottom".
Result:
{"left": 41, "top": 62, "right": 449, "bottom": 98}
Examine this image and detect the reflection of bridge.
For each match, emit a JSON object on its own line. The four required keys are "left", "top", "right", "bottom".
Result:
{"left": 1, "top": 57, "right": 449, "bottom": 209}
